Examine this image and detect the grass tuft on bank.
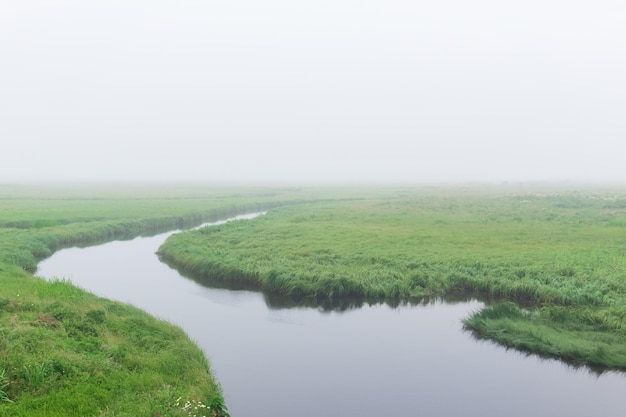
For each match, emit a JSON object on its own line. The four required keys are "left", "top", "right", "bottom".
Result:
{"left": 464, "top": 302, "right": 626, "bottom": 370}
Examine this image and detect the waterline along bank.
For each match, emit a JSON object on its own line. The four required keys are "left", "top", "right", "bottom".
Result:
{"left": 40, "top": 204, "right": 626, "bottom": 417}
{"left": 3, "top": 184, "right": 626, "bottom": 416}
{"left": 158, "top": 191, "right": 626, "bottom": 371}
{"left": 0, "top": 185, "right": 322, "bottom": 417}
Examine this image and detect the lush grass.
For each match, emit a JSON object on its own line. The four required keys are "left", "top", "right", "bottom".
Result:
{"left": 158, "top": 186, "right": 626, "bottom": 370}
{"left": 0, "top": 267, "right": 222, "bottom": 417}
{"left": 464, "top": 303, "right": 626, "bottom": 370}
{"left": 0, "top": 184, "right": 336, "bottom": 416}
{"left": 3, "top": 182, "right": 626, "bottom": 416}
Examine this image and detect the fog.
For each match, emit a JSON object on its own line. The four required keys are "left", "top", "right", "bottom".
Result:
{"left": 1, "top": 1, "right": 625, "bottom": 184}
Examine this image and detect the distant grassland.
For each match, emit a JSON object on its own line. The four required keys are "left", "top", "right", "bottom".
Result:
{"left": 0, "top": 184, "right": 330, "bottom": 417}
{"left": 0, "top": 184, "right": 306, "bottom": 273}
{"left": 158, "top": 186, "right": 626, "bottom": 370}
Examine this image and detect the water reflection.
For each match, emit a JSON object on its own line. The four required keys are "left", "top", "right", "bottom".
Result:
{"left": 162, "top": 256, "right": 480, "bottom": 312}
{"left": 37, "top": 215, "right": 626, "bottom": 417}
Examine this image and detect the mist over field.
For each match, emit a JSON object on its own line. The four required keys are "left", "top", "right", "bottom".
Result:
{"left": 1, "top": 1, "right": 625, "bottom": 184}
{"left": 2, "top": 4, "right": 625, "bottom": 415}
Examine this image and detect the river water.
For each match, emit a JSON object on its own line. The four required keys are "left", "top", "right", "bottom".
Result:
{"left": 37, "top": 214, "right": 626, "bottom": 417}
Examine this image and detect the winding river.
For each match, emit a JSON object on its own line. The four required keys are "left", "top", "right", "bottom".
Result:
{"left": 37, "top": 214, "right": 626, "bottom": 417}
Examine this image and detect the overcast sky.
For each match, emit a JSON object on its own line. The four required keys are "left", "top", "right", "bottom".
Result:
{"left": 1, "top": 1, "right": 625, "bottom": 184}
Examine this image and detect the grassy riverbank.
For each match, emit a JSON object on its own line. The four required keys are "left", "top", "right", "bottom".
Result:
{"left": 3, "top": 182, "right": 626, "bottom": 416}
{"left": 0, "top": 266, "right": 222, "bottom": 417}
{"left": 0, "top": 184, "right": 321, "bottom": 417}
{"left": 158, "top": 185, "right": 626, "bottom": 370}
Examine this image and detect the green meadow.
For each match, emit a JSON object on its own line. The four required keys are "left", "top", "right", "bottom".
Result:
{"left": 159, "top": 185, "right": 626, "bottom": 370}
{"left": 2, "top": 184, "right": 626, "bottom": 417}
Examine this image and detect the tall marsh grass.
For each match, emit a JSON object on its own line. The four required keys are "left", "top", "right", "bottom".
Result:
{"left": 158, "top": 187, "right": 626, "bottom": 370}
{"left": 0, "top": 370, "right": 10, "bottom": 403}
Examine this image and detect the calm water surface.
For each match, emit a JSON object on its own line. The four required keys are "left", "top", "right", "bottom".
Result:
{"left": 37, "top": 215, "right": 626, "bottom": 417}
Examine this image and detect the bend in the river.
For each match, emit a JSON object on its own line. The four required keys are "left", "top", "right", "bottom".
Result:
{"left": 37, "top": 214, "right": 626, "bottom": 417}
